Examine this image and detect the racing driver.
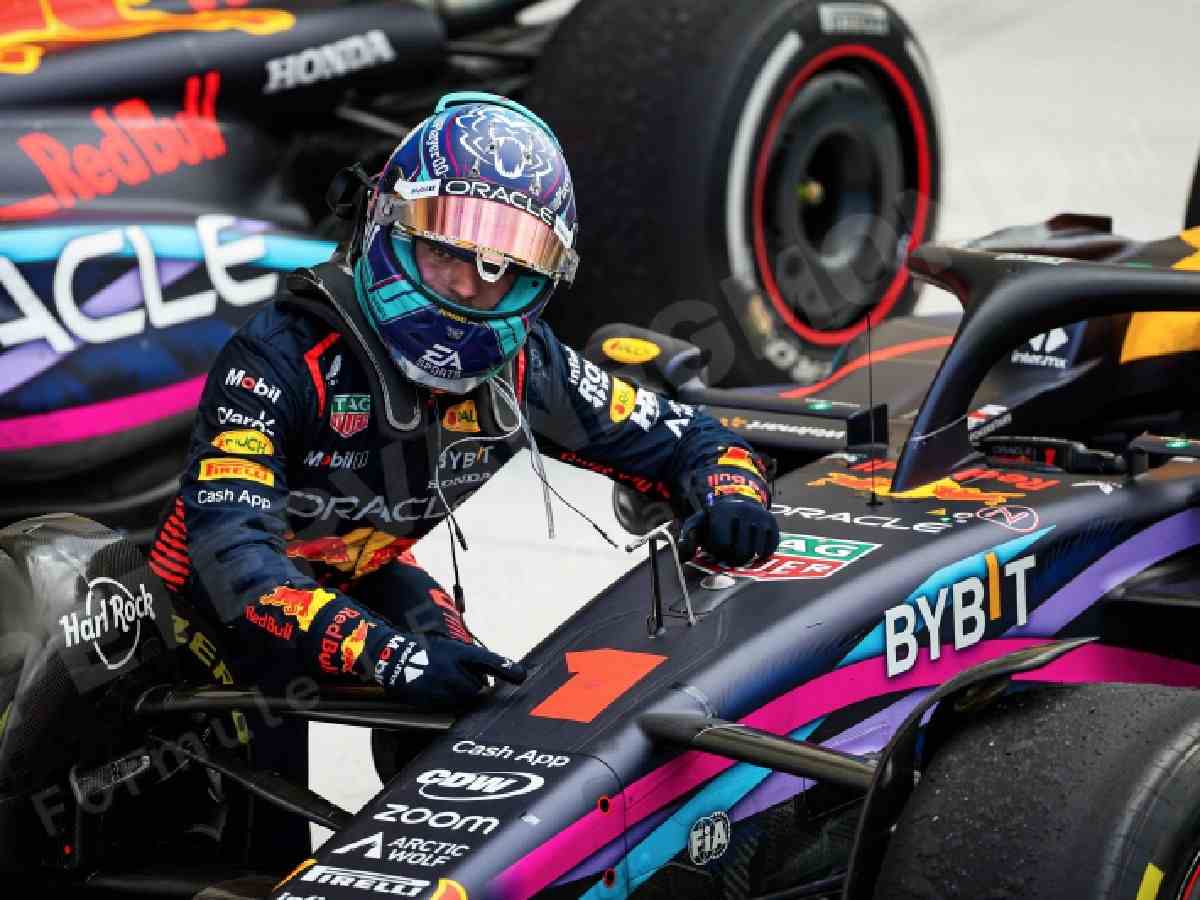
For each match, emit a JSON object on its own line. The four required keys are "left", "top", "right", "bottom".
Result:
{"left": 149, "top": 93, "right": 779, "bottom": 711}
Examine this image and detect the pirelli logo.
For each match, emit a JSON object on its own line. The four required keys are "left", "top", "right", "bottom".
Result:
{"left": 198, "top": 457, "right": 274, "bottom": 487}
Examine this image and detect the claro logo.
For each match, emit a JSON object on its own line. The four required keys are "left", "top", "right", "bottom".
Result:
{"left": 1, "top": 71, "right": 225, "bottom": 222}
{"left": 416, "top": 769, "right": 544, "bottom": 802}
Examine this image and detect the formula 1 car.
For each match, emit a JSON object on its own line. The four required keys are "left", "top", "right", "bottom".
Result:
{"left": 0, "top": 0, "right": 940, "bottom": 540}
{"left": 8, "top": 210, "right": 1200, "bottom": 899}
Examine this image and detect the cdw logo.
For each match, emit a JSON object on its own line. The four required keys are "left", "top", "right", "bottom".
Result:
{"left": 415, "top": 769, "right": 544, "bottom": 802}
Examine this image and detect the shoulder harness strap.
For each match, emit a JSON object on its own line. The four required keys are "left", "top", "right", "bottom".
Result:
{"left": 280, "top": 262, "right": 423, "bottom": 436}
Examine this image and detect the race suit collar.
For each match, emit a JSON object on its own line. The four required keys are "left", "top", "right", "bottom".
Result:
{"left": 280, "top": 262, "right": 521, "bottom": 439}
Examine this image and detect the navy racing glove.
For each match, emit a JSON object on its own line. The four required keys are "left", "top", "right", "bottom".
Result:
{"left": 680, "top": 446, "right": 780, "bottom": 567}
{"left": 367, "top": 629, "right": 527, "bottom": 709}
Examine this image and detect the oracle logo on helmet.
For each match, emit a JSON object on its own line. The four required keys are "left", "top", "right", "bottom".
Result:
{"left": 441, "top": 179, "right": 556, "bottom": 229}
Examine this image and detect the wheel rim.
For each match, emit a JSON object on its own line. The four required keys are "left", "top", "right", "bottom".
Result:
{"left": 799, "top": 130, "right": 881, "bottom": 268}
{"left": 761, "top": 70, "right": 902, "bottom": 330}
{"left": 750, "top": 44, "right": 934, "bottom": 347}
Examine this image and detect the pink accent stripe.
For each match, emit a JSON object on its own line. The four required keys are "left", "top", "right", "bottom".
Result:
{"left": 0, "top": 376, "right": 205, "bottom": 452}
{"left": 495, "top": 639, "right": 1200, "bottom": 897}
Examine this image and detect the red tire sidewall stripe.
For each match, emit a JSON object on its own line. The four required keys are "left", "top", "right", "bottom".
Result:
{"left": 750, "top": 43, "right": 933, "bottom": 347}
{"left": 1183, "top": 855, "right": 1200, "bottom": 900}
{"left": 777, "top": 334, "right": 951, "bottom": 398}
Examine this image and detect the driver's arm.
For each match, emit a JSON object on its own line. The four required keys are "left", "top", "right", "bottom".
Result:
{"left": 523, "top": 323, "right": 777, "bottom": 562}
{"left": 164, "top": 329, "right": 389, "bottom": 683}
{"left": 161, "top": 323, "right": 522, "bottom": 704}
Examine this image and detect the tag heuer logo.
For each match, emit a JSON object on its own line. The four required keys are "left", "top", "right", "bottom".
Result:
{"left": 330, "top": 394, "right": 370, "bottom": 438}
{"left": 689, "top": 532, "right": 880, "bottom": 582}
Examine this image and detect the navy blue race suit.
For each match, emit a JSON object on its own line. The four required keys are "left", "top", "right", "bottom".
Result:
{"left": 149, "top": 263, "right": 772, "bottom": 698}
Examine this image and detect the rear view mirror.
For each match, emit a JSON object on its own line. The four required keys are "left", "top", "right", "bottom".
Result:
{"left": 613, "top": 483, "right": 673, "bottom": 536}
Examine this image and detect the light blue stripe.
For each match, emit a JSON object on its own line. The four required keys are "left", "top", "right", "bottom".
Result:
{"left": 0, "top": 224, "right": 332, "bottom": 270}
{"left": 581, "top": 719, "right": 825, "bottom": 900}
{"left": 261, "top": 235, "right": 336, "bottom": 269}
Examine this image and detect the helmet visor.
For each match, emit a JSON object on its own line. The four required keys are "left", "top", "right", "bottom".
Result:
{"left": 373, "top": 186, "right": 579, "bottom": 285}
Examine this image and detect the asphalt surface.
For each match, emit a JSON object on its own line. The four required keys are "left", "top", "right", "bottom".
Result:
{"left": 309, "top": 0, "right": 1200, "bottom": 841}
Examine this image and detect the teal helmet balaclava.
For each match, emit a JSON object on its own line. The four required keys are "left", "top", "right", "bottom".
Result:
{"left": 354, "top": 92, "right": 579, "bottom": 393}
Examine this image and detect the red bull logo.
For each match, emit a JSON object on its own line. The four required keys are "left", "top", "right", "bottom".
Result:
{"left": 340, "top": 619, "right": 370, "bottom": 674}
{"left": 2, "top": 68, "right": 227, "bottom": 221}
{"left": 318, "top": 605, "right": 361, "bottom": 674}
{"left": 0, "top": 1, "right": 295, "bottom": 76}
{"left": 257, "top": 585, "right": 335, "bottom": 633}
{"left": 287, "top": 535, "right": 353, "bottom": 566}
{"left": 362, "top": 533, "right": 414, "bottom": 574}
{"left": 717, "top": 446, "right": 763, "bottom": 476}
{"left": 809, "top": 472, "right": 1024, "bottom": 507}
{"left": 286, "top": 527, "right": 415, "bottom": 577}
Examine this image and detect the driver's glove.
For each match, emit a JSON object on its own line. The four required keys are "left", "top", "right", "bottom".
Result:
{"left": 679, "top": 446, "right": 780, "bottom": 567}
{"left": 365, "top": 627, "right": 527, "bottom": 709}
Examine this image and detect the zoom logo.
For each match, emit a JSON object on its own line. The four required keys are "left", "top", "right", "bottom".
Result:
{"left": 415, "top": 769, "right": 544, "bottom": 802}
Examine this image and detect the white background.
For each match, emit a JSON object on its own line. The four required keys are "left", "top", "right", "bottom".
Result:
{"left": 310, "top": 0, "right": 1200, "bottom": 841}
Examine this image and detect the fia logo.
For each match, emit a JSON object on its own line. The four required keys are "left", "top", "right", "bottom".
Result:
{"left": 688, "top": 811, "right": 731, "bottom": 866}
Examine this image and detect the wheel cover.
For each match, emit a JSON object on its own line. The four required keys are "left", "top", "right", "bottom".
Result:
{"left": 751, "top": 44, "right": 934, "bottom": 346}
{"left": 762, "top": 71, "right": 903, "bottom": 330}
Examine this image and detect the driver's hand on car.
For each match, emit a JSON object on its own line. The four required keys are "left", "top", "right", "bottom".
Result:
{"left": 367, "top": 629, "right": 527, "bottom": 709}
{"left": 680, "top": 446, "right": 780, "bottom": 567}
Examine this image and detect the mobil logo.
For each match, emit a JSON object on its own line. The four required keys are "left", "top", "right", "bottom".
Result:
{"left": 416, "top": 769, "right": 544, "bottom": 802}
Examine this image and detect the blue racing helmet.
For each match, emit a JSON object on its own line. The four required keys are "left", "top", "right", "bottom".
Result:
{"left": 354, "top": 92, "right": 579, "bottom": 393}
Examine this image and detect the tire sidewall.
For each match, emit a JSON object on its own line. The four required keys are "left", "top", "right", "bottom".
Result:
{"left": 667, "top": 0, "right": 940, "bottom": 385}
{"left": 1098, "top": 728, "right": 1200, "bottom": 899}
{"left": 881, "top": 685, "right": 1200, "bottom": 900}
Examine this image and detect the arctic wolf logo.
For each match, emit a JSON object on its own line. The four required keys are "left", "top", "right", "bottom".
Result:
{"left": 456, "top": 107, "right": 557, "bottom": 188}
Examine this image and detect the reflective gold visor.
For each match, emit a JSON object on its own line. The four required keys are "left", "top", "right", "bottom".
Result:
{"left": 374, "top": 190, "right": 579, "bottom": 284}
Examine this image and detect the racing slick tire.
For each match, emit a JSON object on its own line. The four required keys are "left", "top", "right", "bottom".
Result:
{"left": 528, "top": 0, "right": 940, "bottom": 386}
{"left": 873, "top": 683, "right": 1200, "bottom": 900}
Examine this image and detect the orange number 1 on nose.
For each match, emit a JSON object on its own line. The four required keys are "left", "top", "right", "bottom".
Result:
{"left": 530, "top": 649, "right": 668, "bottom": 724}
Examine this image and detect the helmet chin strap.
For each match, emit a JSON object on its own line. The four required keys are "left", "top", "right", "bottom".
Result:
{"left": 476, "top": 250, "right": 509, "bottom": 284}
